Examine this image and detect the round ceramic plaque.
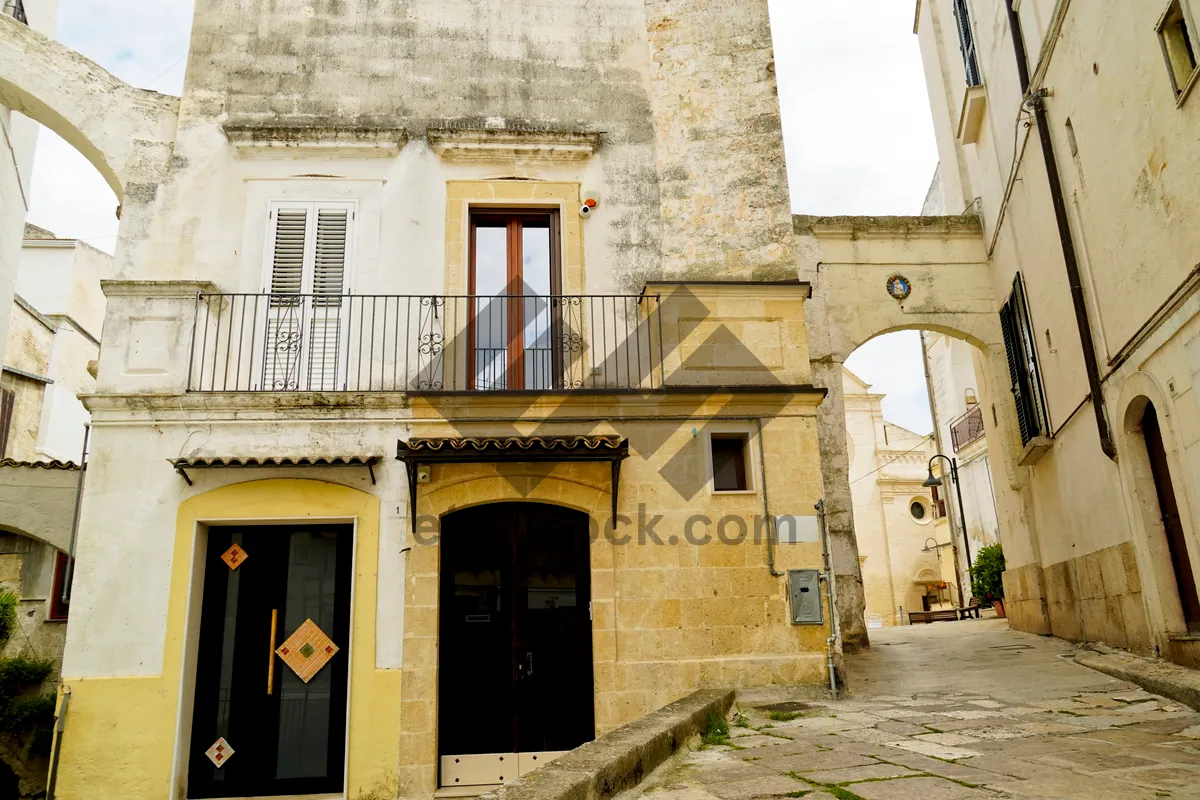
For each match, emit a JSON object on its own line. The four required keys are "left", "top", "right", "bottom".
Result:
{"left": 886, "top": 274, "right": 912, "bottom": 301}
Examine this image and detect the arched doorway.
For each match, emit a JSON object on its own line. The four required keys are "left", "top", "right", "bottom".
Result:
{"left": 438, "top": 503, "right": 594, "bottom": 789}
{"left": 1140, "top": 402, "right": 1200, "bottom": 631}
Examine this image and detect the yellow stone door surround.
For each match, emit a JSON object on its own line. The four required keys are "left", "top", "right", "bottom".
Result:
{"left": 51, "top": 478, "right": 401, "bottom": 800}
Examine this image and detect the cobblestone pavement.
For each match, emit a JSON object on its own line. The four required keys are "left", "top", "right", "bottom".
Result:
{"left": 628, "top": 618, "right": 1200, "bottom": 800}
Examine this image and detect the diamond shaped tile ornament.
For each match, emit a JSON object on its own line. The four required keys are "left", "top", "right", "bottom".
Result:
{"left": 205, "top": 737, "right": 234, "bottom": 768}
{"left": 275, "top": 618, "right": 339, "bottom": 683}
{"left": 221, "top": 543, "right": 248, "bottom": 570}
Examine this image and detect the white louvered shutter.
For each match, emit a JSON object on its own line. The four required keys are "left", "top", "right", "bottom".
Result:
{"left": 263, "top": 205, "right": 310, "bottom": 390}
{"left": 307, "top": 208, "right": 350, "bottom": 390}
{"left": 261, "top": 201, "right": 354, "bottom": 391}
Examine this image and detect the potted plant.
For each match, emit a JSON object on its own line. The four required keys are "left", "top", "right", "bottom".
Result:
{"left": 970, "top": 543, "right": 1007, "bottom": 618}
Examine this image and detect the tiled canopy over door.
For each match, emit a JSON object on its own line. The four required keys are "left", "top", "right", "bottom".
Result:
{"left": 263, "top": 202, "right": 353, "bottom": 391}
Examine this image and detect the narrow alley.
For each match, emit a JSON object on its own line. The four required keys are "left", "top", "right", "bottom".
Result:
{"left": 628, "top": 620, "right": 1200, "bottom": 799}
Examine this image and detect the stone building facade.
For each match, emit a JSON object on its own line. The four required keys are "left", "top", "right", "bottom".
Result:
{"left": 842, "top": 368, "right": 951, "bottom": 626}
{"left": 913, "top": 0, "right": 1200, "bottom": 662}
{"left": 1, "top": 3, "right": 838, "bottom": 799}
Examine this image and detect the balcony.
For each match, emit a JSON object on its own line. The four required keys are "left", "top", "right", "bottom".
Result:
{"left": 186, "top": 293, "right": 665, "bottom": 393}
{"left": 949, "top": 405, "right": 985, "bottom": 452}
{"left": 2, "top": 0, "right": 27, "bottom": 24}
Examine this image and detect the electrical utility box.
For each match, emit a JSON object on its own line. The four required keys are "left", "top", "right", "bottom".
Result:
{"left": 788, "top": 569, "right": 823, "bottom": 625}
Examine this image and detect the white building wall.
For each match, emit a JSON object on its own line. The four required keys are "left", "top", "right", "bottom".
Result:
{"left": 14, "top": 236, "right": 106, "bottom": 462}
{"left": 1, "top": 0, "right": 60, "bottom": 373}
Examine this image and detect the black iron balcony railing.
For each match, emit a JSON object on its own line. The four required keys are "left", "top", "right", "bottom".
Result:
{"left": 949, "top": 404, "right": 985, "bottom": 452}
{"left": 2, "top": 0, "right": 28, "bottom": 24}
{"left": 187, "top": 293, "right": 665, "bottom": 393}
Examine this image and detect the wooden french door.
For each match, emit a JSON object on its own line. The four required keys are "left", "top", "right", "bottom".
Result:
{"left": 438, "top": 504, "right": 594, "bottom": 787}
{"left": 469, "top": 211, "right": 562, "bottom": 390}
{"left": 187, "top": 525, "right": 353, "bottom": 798}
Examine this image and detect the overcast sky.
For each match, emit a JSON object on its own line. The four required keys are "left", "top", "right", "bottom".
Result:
{"left": 22, "top": 0, "right": 937, "bottom": 434}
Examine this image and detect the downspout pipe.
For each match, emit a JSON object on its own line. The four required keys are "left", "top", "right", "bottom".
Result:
{"left": 756, "top": 418, "right": 785, "bottom": 577}
{"left": 1008, "top": 1, "right": 1116, "bottom": 461}
{"left": 1004, "top": 0, "right": 1032, "bottom": 93}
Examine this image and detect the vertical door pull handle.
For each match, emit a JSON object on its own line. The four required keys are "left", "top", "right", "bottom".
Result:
{"left": 267, "top": 609, "right": 278, "bottom": 695}
{"left": 526, "top": 651, "right": 534, "bottom": 677}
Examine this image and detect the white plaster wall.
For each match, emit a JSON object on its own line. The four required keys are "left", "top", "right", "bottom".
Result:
{"left": 914, "top": 1, "right": 1200, "bottom": 647}
{"left": 146, "top": 138, "right": 615, "bottom": 297}
{"left": 62, "top": 417, "right": 410, "bottom": 678}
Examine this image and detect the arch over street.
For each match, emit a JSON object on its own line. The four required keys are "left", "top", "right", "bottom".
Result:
{"left": 0, "top": 14, "right": 179, "bottom": 200}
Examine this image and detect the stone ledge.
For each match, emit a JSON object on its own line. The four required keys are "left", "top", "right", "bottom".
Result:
{"left": 793, "top": 214, "right": 983, "bottom": 239}
{"left": 427, "top": 128, "right": 601, "bottom": 163}
{"left": 223, "top": 123, "right": 407, "bottom": 158}
{"left": 1074, "top": 646, "right": 1200, "bottom": 711}
{"left": 480, "top": 689, "right": 734, "bottom": 800}
{"left": 100, "top": 280, "right": 219, "bottom": 299}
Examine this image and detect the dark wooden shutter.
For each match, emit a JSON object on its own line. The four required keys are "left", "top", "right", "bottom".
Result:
{"left": 931, "top": 485, "right": 947, "bottom": 518}
{"left": 0, "top": 388, "right": 14, "bottom": 458}
{"left": 1000, "top": 273, "right": 1048, "bottom": 446}
{"left": 952, "top": 0, "right": 983, "bottom": 86}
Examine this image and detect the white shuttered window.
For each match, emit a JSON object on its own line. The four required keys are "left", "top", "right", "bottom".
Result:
{"left": 262, "top": 201, "right": 355, "bottom": 391}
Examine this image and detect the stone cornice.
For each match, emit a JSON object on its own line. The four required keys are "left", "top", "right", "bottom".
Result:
{"left": 426, "top": 128, "right": 601, "bottom": 163}
{"left": 100, "top": 280, "right": 219, "bottom": 299}
{"left": 793, "top": 214, "right": 983, "bottom": 240}
{"left": 223, "top": 124, "right": 408, "bottom": 159}
{"left": 81, "top": 386, "right": 825, "bottom": 423}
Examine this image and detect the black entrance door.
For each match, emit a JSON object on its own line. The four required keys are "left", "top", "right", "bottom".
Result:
{"left": 187, "top": 525, "right": 353, "bottom": 799}
{"left": 1143, "top": 404, "right": 1200, "bottom": 631}
{"left": 439, "top": 503, "right": 594, "bottom": 761}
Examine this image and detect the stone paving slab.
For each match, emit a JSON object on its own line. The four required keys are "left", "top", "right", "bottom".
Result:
{"left": 848, "top": 776, "right": 990, "bottom": 800}
{"left": 799, "top": 762, "right": 920, "bottom": 784}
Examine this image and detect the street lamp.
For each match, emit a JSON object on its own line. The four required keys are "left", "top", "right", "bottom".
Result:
{"left": 923, "top": 454, "right": 973, "bottom": 598}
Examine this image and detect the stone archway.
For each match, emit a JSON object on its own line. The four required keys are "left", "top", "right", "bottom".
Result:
{"left": 798, "top": 214, "right": 1040, "bottom": 649}
{"left": 0, "top": 15, "right": 180, "bottom": 375}
{"left": 0, "top": 15, "right": 179, "bottom": 200}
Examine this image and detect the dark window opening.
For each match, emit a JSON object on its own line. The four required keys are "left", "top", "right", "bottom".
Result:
{"left": 49, "top": 550, "right": 72, "bottom": 621}
{"left": 0, "top": 387, "right": 14, "bottom": 459}
{"left": 711, "top": 435, "right": 749, "bottom": 492}
{"left": 952, "top": 0, "right": 983, "bottom": 87}
{"left": 1159, "top": 1, "right": 1199, "bottom": 99}
{"left": 2, "top": 1, "right": 28, "bottom": 25}
{"left": 999, "top": 273, "right": 1050, "bottom": 447}
{"left": 931, "top": 486, "right": 948, "bottom": 519}
{"left": 910, "top": 500, "right": 927, "bottom": 521}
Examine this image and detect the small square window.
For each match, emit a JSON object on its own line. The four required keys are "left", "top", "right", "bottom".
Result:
{"left": 711, "top": 434, "right": 749, "bottom": 492}
{"left": 1159, "top": 1, "right": 1199, "bottom": 101}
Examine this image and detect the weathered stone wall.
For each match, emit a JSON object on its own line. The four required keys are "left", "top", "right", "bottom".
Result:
{"left": 642, "top": 0, "right": 796, "bottom": 282}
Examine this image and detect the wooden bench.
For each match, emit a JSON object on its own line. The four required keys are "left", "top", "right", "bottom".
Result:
{"left": 957, "top": 604, "right": 982, "bottom": 620}
{"left": 908, "top": 609, "right": 960, "bottom": 624}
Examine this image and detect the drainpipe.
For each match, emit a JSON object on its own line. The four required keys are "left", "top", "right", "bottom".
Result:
{"left": 816, "top": 499, "right": 839, "bottom": 697}
{"left": 1006, "top": 0, "right": 1117, "bottom": 461}
{"left": 757, "top": 418, "right": 785, "bottom": 578}
{"left": 1003, "top": 0, "right": 1032, "bottom": 93}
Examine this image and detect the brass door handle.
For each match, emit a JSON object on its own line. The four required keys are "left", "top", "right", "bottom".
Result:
{"left": 267, "top": 609, "right": 278, "bottom": 695}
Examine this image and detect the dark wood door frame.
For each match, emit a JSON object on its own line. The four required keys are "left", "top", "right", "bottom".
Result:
{"left": 467, "top": 210, "right": 562, "bottom": 390}
{"left": 1142, "top": 403, "right": 1200, "bottom": 632}
{"left": 187, "top": 525, "right": 353, "bottom": 799}
{"left": 437, "top": 502, "right": 594, "bottom": 769}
